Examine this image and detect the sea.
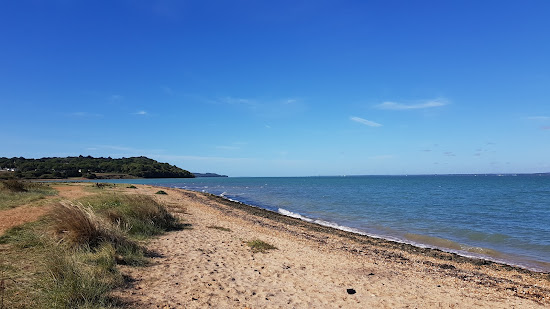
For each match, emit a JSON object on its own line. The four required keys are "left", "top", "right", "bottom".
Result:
{"left": 87, "top": 175, "right": 550, "bottom": 272}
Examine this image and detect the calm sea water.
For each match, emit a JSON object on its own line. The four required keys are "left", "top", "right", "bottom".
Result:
{"left": 93, "top": 175, "right": 550, "bottom": 272}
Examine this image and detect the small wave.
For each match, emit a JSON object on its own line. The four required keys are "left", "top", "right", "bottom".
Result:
{"left": 277, "top": 208, "right": 314, "bottom": 222}
{"left": 313, "top": 219, "right": 368, "bottom": 235}
{"left": 405, "top": 233, "right": 464, "bottom": 251}
{"left": 218, "top": 193, "right": 240, "bottom": 203}
{"left": 277, "top": 209, "right": 377, "bottom": 236}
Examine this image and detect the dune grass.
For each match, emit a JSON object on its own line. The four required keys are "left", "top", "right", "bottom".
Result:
{"left": 247, "top": 239, "right": 277, "bottom": 253}
{"left": 79, "top": 193, "right": 182, "bottom": 238}
{"left": 0, "top": 192, "right": 182, "bottom": 308}
{"left": 0, "top": 180, "right": 57, "bottom": 210}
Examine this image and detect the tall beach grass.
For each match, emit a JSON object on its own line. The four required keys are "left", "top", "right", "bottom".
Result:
{"left": 0, "top": 191, "right": 182, "bottom": 308}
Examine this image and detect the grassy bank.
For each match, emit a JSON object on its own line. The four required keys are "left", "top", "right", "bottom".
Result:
{"left": 0, "top": 185, "right": 183, "bottom": 309}
{"left": 0, "top": 180, "right": 57, "bottom": 210}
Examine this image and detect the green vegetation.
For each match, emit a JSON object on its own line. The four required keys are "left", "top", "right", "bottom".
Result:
{"left": 207, "top": 226, "right": 232, "bottom": 232}
{"left": 0, "top": 180, "right": 57, "bottom": 210}
{"left": 78, "top": 194, "right": 182, "bottom": 239}
{"left": 0, "top": 192, "right": 183, "bottom": 308}
{"left": 246, "top": 239, "right": 277, "bottom": 253}
{"left": 155, "top": 190, "right": 168, "bottom": 195}
{"left": 2, "top": 179, "right": 27, "bottom": 192}
{"left": 0, "top": 156, "right": 194, "bottom": 179}
{"left": 127, "top": 185, "right": 137, "bottom": 189}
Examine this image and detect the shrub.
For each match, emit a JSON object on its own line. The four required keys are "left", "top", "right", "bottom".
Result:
{"left": 83, "top": 173, "right": 97, "bottom": 179}
{"left": 1, "top": 179, "right": 27, "bottom": 192}
{"left": 127, "top": 185, "right": 137, "bottom": 189}
{"left": 155, "top": 190, "right": 167, "bottom": 195}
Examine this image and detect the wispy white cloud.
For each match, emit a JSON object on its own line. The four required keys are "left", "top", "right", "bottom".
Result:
{"left": 221, "top": 96, "right": 255, "bottom": 106}
{"left": 350, "top": 116, "right": 382, "bottom": 127}
{"left": 109, "top": 94, "right": 123, "bottom": 101}
{"left": 375, "top": 99, "right": 448, "bottom": 110}
{"left": 70, "top": 112, "right": 103, "bottom": 117}
{"left": 217, "top": 96, "right": 306, "bottom": 119}
{"left": 216, "top": 145, "right": 240, "bottom": 150}
{"left": 134, "top": 110, "right": 148, "bottom": 115}
{"left": 369, "top": 154, "right": 395, "bottom": 160}
{"left": 162, "top": 86, "right": 174, "bottom": 95}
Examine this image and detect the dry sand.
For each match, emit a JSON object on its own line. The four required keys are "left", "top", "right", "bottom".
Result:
{"left": 113, "top": 185, "right": 550, "bottom": 308}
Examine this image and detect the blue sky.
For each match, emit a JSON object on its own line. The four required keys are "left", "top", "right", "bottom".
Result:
{"left": 1, "top": 1, "right": 549, "bottom": 176}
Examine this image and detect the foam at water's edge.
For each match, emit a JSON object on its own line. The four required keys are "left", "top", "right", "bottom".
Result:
{"left": 277, "top": 208, "right": 314, "bottom": 222}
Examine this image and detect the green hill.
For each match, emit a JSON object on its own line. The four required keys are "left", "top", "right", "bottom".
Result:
{"left": 0, "top": 156, "right": 194, "bottom": 179}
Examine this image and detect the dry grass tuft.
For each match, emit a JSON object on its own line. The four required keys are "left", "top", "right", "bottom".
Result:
{"left": 51, "top": 202, "right": 131, "bottom": 249}
{"left": 247, "top": 239, "right": 277, "bottom": 253}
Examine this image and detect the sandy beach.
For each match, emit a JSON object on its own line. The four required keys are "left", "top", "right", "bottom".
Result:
{"left": 108, "top": 185, "right": 549, "bottom": 308}
{"left": 1, "top": 182, "right": 548, "bottom": 308}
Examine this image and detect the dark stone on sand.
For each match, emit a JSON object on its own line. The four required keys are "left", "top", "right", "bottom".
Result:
{"left": 347, "top": 288, "right": 356, "bottom": 294}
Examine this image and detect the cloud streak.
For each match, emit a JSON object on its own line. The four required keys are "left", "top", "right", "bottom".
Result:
{"left": 70, "top": 112, "right": 103, "bottom": 117}
{"left": 216, "top": 96, "right": 306, "bottom": 119}
{"left": 375, "top": 99, "right": 448, "bottom": 110}
{"left": 350, "top": 116, "right": 382, "bottom": 127}
{"left": 527, "top": 116, "right": 550, "bottom": 120}
{"left": 216, "top": 145, "right": 240, "bottom": 150}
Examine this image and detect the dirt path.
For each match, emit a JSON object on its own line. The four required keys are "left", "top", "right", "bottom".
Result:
{"left": 0, "top": 205, "right": 52, "bottom": 235}
{"left": 51, "top": 184, "right": 92, "bottom": 199}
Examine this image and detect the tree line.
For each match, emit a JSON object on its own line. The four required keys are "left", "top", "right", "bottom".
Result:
{"left": 0, "top": 156, "right": 195, "bottom": 179}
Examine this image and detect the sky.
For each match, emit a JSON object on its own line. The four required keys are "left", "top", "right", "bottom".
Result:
{"left": 1, "top": 0, "right": 549, "bottom": 177}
